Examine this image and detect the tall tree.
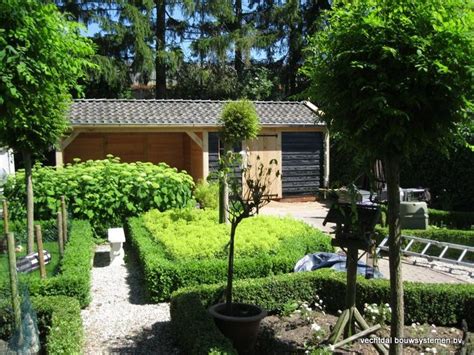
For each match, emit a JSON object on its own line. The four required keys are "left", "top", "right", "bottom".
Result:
{"left": 302, "top": 0, "right": 473, "bottom": 353}
{"left": 251, "top": 0, "right": 330, "bottom": 96}
{"left": 0, "top": 0, "right": 95, "bottom": 252}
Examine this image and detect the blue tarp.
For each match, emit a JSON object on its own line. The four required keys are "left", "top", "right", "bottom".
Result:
{"left": 294, "top": 252, "right": 384, "bottom": 279}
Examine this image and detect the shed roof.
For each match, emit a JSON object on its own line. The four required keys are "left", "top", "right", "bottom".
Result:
{"left": 69, "top": 99, "right": 324, "bottom": 127}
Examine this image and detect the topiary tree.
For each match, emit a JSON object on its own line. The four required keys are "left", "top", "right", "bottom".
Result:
{"left": 218, "top": 99, "right": 260, "bottom": 223}
{"left": 0, "top": 0, "right": 95, "bottom": 252}
{"left": 301, "top": 0, "right": 473, "bottom": 353}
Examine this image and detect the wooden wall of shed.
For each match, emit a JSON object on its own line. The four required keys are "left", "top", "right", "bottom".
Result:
{"left": 183, "top": 132, "right": 203, "bottom": 182}
{"left": 64, "top": 132, "right": 203, "bottom": 181}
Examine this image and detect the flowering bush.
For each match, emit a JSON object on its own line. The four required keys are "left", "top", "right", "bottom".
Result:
{"left": 364, "top": 302, "right": 392, "bottom": 325}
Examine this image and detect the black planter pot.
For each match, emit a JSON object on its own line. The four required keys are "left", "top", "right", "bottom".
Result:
{"left": 208, "top": 302, "right": 267, "bottom": 354}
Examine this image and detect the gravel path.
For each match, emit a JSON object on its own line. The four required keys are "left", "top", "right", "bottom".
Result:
{"left": 81, "top": 245, "right": 179, "bottom": 354}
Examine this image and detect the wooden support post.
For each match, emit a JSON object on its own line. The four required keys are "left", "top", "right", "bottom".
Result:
{"left": 3, "top": 200, "right": 8, "bottom": 233}
{"left": 61, "top": 196, "right": 68, "bottom": 243}
{"left": 1, "top": 200, "right": 8, "bottom": 253}
{"left": 343, "top": 246, "right": 359, "bottom": 338}
{"left": 332, "top": 323, "right": 381, "bottom": 349}
{"left": 7, "top": 232, "right": 22, "bottom": 341}
{"left": 57, "top": 211, "right": 64, "bottom": 257}
{"left": 34, "top": 225, "right": 46, "bottom": 279}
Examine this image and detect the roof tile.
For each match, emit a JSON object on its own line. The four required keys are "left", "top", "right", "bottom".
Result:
{"left": 69, "top": 99, "right": 324, "bottom": 127}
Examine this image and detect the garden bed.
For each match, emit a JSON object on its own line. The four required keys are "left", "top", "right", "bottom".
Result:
{"left": 127, "top": 208, "right": 333, "bottom": 301}
{"left": 170, "top": 270, "right": 474, "bottom": 354}
{"left": 258, "top": 308, "right": 465, "bottom": 354}
{"left": 0, "top": 220, "right": 94, "bottom": 307}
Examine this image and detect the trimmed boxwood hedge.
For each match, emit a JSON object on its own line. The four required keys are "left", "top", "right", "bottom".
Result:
{"left": 0, "top": 295, "right": 83, "bottom": 353}
{"left": 32, "top": 296, "right": 83, "bottom": 354}
{"left": 127, "top": 215, "right": 333, "bottom": 302}
{"left": 429, "top": 209, "right": 474, "bottom": 230}
{"left": 0, "top": 220, "right": 94, "bottom": 307}
{"left": 170, "top": 270, "right": 474, "bottom": 354}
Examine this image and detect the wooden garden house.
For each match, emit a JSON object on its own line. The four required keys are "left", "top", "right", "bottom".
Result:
{"left": 57, "top": 99, "right": 329, "bottom": 198}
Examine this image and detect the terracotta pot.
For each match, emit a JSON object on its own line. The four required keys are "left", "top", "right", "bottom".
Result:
{"left": 208, "top": 302, "right": 267, "bottom": 354}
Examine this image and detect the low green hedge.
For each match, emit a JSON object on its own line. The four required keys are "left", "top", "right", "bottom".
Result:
{"left": 0, "top": 295, "right": 83, "bottom": 353}
{"left": 32, "top": 296, "right": 83, "bottom": 354}
{"left": 170, "top": 270, "right": 474, "bottom": 354}
{"left": 127, "top": 213, "right": 333, "bottom": 301}
{"left": 0, "top": 220, "right": 94, "bottom": 307}
{"left": 429, "top": 209, "right": 474, "bottom": 230}
{"left": 376, "top": 227, "right": 474, "bottom": 262}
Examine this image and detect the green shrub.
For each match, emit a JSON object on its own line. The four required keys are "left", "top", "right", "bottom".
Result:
{"left": 142, "top": 208, "right": 326, "bottom": 260}
{"left": 4, "top": 156, "right": 195, "bottom": 236}
{"left": 429, "top": 209, "right": 474, "bottom": 230}
{"left": 127, "top": 213, "right": 333, "bottom": 301}
{"left": 170, "top": 292, "right": 236, "bottom": 354}
{"left": 0, "top": 219, "right": 59, "bottom": 243}
{"left": 23, "top": 220, "right": 94, "bottom": 307}
{"left": 1, "top": 295, "right": 83, "bottom": 353}
{"left": 194, "top": 180, "right": 219, "bottom": 210}
{"left": 32, "top": 296, "right": 83, "bottom": 354}
{"left": 170, "top": 270, "right": 474, "bottom": 353}
{"left": 376, "top": 226, "right": 474, "bottom": 262}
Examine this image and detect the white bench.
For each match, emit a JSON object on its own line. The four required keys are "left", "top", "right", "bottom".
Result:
{"left": 108, "top": 228, "right": 125, "bottom": 262}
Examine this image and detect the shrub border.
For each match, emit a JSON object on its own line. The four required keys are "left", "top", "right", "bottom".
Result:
{"left": 170, "top": 270, "right": 474, "bottom": 354}
{"left": 32, "top": 295, "right": 83, "bottom": 354}
{"left": 429, "top": 209, "right": 474, "bottom": 230}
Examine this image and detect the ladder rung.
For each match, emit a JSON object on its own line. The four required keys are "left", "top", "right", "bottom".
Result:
{"left": 404, "top": 240, "right": 415, "bottom": 252}
{"left": 457, "top": 249, "right": 468, "bottom": 262}
{"left": 439, "top": 246, "right": 449, "bottom": 259}
{"left": 421, "top": 243, "right": 431, "bottom": 255}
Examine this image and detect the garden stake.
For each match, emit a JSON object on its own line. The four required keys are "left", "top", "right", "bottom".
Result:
{"left": 57, "top": 211, "right": 64, "bottom": 257}
{"left": 7, "top": 232, "right": 23, "bottom": 345}
{"left": 3, "top": 199, "right": 8, "bottom": 233}
{"left": 1, "top": 200, "right": 8, "bottom": 253}
{"left": 35, "top": 225, "right": 47, "bottom": 279}
{"left": 61, "top": 196, "right": 68, "bottom": 243}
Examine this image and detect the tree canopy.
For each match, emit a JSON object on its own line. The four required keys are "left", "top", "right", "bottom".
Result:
{"left": 0, "top": 0, "right": 95, "bottom": 154}
{"left": 302, "top": 0, "right": 473, "bottom": 160}
{"left": 301, "top": 0, "right": 473, "bottom": 352}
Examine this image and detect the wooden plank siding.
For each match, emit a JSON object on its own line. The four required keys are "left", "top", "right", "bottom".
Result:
{"left": 64, "top": 132, "right": 204, "bottom": 182}
{"left": 281, "top": 132, "right": 324, "bottom": 196}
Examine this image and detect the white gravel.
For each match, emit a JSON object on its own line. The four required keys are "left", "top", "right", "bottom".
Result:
{"left": 81, "top": 245, "right": 179, "bottom": 354}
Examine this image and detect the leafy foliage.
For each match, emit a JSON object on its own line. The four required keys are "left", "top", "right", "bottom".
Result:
{"left": 127, "top": 214, "right": 333, "bottom": 301}
{"left": 142, "top": 209, "right": 321, "bottom": 260}
{"left": 171, "top": 269, "right": 474, "bottom": 336}
{"left": 1, "top": 295, "right": 84, "bottom": 352}
{"left": 428, "top": 209, "right": 474, "bottom": 229}
{"left": 194, "top": 180, "right": 219, "bottom": 210}
{"left": 4, "top": 156, "right": 194, "bottom": 236}
{"left": 302, "top": 0, "right": 474, "bottom": 161}
{"left": 26, "top": 220, "right": 95, "bottom": 307}
{"left": 32, "top": 296, "right": 83, "bottom": 354}
{"left": 219, "top": 100, "right": 260, "bottom": 146}
{"left": 0, "top": 0, "right": 95, "bottom": 154}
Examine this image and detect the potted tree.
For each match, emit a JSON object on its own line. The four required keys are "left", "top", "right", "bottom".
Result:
{"left": 208, "top": 154, "right": 279, "bottom": 354}
{"left": 209, "top": 100, "right": 280, "bottom": 353}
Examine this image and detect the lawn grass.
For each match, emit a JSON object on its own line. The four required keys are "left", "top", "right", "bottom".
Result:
{"left": 0, "top": 241, "right": 60, "bottom": 285}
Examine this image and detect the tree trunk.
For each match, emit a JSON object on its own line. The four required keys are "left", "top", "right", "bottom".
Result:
{"left": 385, "top": 156, "right": 404, "bottom": 355}
{"left": 234, "top": 0, "right": 243, "bottom": 81}
{"left": 219, "top": 145, "right": 231, "bottom": 224}
{"left": 225, "top": 222, "right": 237, "bottom": 314}
{"left": 155, "top": 0, "right": 166, "bottom": 99}
{"left": 23, "top": 151, "right": 34, "bottom": 254}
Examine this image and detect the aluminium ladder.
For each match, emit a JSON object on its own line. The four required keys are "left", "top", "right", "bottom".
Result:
{"left": 377, "top": 235, "right": 474, "bottom": 275}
